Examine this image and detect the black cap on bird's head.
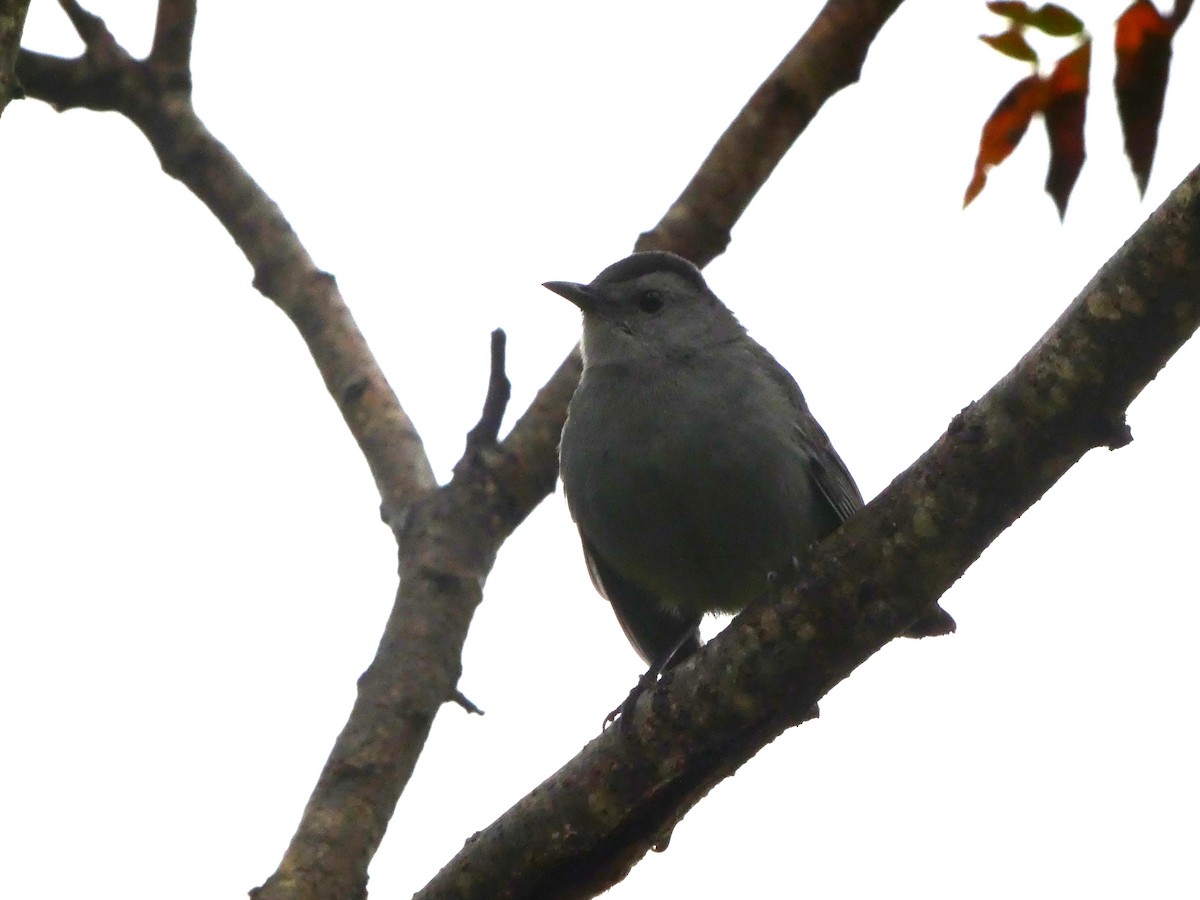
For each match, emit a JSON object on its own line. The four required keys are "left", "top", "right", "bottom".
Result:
{"left": 589, "top": 251, "right": 708, "bottom": 291}
{"left": 543, "top": 251, "right": 707, "bottom": 313}
{"left": 542, "top": 252, "right": 744, "bottom": 364}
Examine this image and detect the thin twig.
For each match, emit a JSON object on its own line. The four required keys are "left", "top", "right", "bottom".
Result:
{"left": 18, "top": 4, "right": 437, "bottom": 513}
{"left": 58, "top": 0, "right": 107, "bottom": 47}
{"left": 465, "top": 328, "right": 511, "bottom": 450}
{"left": 149, "top": 0, "right": 195, "bottom": 71}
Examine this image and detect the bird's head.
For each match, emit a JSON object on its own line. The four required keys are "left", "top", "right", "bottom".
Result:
{"left": 544, "top": 251, "right": 746, "bottom": 366}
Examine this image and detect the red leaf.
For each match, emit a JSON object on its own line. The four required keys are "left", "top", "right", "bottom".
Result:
{"left": 1115, "top": 0, "right": 1177, "bottom": 195}
{"left": 965, "top": 75, "right": 1048, "bottom": 207}
{"left": 1044, "top": 41, "right": 1091, "bottom": 217}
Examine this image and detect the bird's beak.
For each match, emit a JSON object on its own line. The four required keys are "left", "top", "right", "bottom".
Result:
{"left": 543, "top": 280, "right": 597, "bottom": 313}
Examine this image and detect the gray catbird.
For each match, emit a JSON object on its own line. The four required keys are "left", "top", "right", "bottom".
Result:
{"left": 545, "top": 251, "right": 954, "bottom": 723}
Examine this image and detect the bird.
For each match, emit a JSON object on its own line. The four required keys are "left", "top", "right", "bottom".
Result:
{"left": 544, "top": 251, "right": 954, "bottom": 725}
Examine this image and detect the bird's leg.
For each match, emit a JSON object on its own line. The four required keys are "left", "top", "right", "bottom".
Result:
{"left": 605, "top": 618, "right": 701, "bottom": 732}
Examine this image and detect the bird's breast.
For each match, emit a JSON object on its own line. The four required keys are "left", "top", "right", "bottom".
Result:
{"left": 560, "top": 359, "right": 819, "bottom": 616}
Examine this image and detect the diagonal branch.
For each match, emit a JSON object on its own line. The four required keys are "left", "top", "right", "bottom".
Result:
{"left": 58, "top": 0, "right": 106, "bottom": 46}
{"left": 17, "top": 2, "right": 437, "bottom": 513}
{"left": 417, "top": 162, "right": 1200, "bottom": 900}
{"left": 636, "top": 0, "right": 905, "bottom": 265}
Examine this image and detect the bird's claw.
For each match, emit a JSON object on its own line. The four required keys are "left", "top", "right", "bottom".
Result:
{"left": 602, "top": 672, "right": 657, "bottom": 733}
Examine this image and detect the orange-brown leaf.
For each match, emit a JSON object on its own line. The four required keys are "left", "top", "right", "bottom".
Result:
{"left": 1115, "top": 0, "right": 1176, "bottom": 194}
{"left": 965, "top": 75, "right": 1048, "bottom": 207}
{"left": 1044, "top": 41, "right": 1091, "bottom": 217}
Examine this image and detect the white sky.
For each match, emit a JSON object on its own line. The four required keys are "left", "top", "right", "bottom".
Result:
{"left": 3, "top": 2, "right": 1198, "bottom": 898}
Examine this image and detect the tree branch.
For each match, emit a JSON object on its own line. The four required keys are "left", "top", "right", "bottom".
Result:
{"left": 417, "top": 162, "right": 1200, "bottom": 900}
{"left": 16, "top": 3, "right": 437, "bottom": 514}
{"left": 463, "top": 328, "right": 511, "bottom": 451}
{"left": 58, "top": 0, "right": 106, "bottom": 47}
{"left": 149, "top": 0, "right": 194, "bottom": 72}
{"left": 0, "top": 0, "right": 31, "bottom": 116}
{"left": 20, "top": 12, "right": 447, "bottom": 896}
{"left": 255, "top": 345, "right": 578, "bottom": 900}
{"left": 636, "top": 0, "right": 905, "bottom": 266}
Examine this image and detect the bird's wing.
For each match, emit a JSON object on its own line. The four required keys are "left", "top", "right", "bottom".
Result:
{"left": 579, "top": 535, "right": 701, "bottom": 669}
{"left": 791, "top": 418, "right": 864, "bottom": 524}
{"left": 751, "top": 344, "right": 865, "bottom": 524}
{"left": 756, "top": 345, "right": 956, "bottom": 636}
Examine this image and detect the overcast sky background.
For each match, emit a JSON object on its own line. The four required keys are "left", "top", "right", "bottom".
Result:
{"left": 3, "top": 2, "right": 1199, "bottom": 897}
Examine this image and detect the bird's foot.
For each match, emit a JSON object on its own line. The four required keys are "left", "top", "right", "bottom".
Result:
{"left": 603, "top": 670, "right": 658, "bottom": 733}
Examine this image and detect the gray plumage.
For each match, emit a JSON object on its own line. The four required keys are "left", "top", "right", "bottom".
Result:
{"left": 545, "top": 252, "right": 952, "bottom": 707}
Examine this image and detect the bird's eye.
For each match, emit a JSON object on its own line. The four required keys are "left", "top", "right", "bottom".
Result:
{"left": 637, "top": 290, "right": 665, "bottom": 314}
